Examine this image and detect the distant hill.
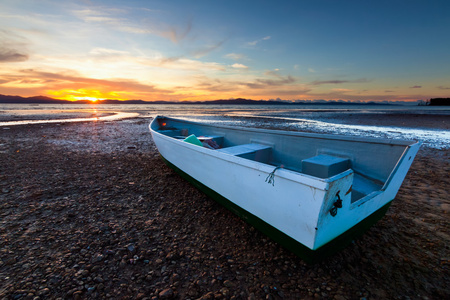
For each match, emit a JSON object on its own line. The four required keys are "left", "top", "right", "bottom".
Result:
{"left": 0, "top": 94, "right": 397, "bottom": 105}
{"left": 0, "top": 94, "right": 73, "bottom": 104}
{"left": 180, "top": 98, "right": 291, "bottom": 105}
{"left": 182, "top": 98, "right": 394, "bottom": 106}
{"left": 0, "top": 95, "right": 286, "bottom": 104}
{"left": 0, "top": 94, "right": 163, "bottom": 104}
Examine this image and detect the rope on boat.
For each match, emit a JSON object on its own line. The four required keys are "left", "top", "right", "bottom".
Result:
{"left": 265, "top": 166, "right": 282, "bottom": 186}
{"left": 330, "top": 191, "right": 342, "bottom": 217}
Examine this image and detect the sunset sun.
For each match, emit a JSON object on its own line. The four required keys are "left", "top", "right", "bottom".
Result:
{"left": 76, "top": 97, "right": 101, "bottom": 102}
{"left": 46, "top": 89, "right": 126, "bottom": 102}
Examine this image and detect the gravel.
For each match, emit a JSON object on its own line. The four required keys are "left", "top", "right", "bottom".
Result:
{"left": 0, "top": 118, "right": 448, "bottom": 299}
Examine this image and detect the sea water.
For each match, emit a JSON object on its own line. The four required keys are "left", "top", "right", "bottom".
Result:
{"left": 0, "top": 103, "right": 449, "bottom": 149}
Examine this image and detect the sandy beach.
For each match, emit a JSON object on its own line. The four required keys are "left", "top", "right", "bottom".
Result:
{"left": 0, "top": 115, "right": 449, "bottom": 299}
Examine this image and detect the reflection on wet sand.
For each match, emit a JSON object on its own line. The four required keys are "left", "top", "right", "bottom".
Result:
{"left": 0, "top": 112, "right": 139, "bottom": 127}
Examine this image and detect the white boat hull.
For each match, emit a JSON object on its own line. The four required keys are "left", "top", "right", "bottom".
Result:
{"left": 150, "top": 116, "right": 420, "bottom": 261}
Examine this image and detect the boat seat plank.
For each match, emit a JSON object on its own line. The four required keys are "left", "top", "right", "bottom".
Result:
{"left": 217, "top": 143, "right": 272, "bottom": 163}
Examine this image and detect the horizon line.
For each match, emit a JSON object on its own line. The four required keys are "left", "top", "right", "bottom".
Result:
{"left": 0, "top": 94, "right": 433, "bottom": 105}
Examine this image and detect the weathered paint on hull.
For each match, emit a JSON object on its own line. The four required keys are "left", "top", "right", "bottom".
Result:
{"left": 161, "top": 155, "right": 392, "bottom": 263}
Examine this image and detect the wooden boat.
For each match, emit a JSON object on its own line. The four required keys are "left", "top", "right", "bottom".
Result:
{"left": 150, "top": 116, "right": 421, "bottom": 262}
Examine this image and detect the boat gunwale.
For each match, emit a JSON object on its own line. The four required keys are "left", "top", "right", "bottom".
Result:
{"left": 150, "top": 115, "right": 420, "bottom": 194}
{"left": 153, "top": 115, "right": 420, "bottom": 147}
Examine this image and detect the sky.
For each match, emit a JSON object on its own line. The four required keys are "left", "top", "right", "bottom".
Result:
{"left": 1, "top": 0, "right": 449, "bottom": 102}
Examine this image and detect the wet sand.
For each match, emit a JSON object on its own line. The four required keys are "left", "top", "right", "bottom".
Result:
{"left": 0, "top": 111, "right": 110, "bottom": 122}
{"left": 0, "top": 116, "right": 449, "bottom": 299}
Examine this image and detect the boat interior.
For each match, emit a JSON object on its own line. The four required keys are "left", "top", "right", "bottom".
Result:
{"left": 153, "top": 117, "right": 414, "bottom": 203}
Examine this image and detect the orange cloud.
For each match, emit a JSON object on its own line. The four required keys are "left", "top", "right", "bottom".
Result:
{"left": 13, "top": 69, "right": 174, "bottom": 100}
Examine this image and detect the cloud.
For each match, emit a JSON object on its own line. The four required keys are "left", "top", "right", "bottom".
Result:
{"left": 332, "top": 88, "right": 353, "bottom": 92}
{"left": 263, "top": 70, "right": 282, "bottom": 77}
{"left": 231, "top": 63, "right": 248, "bottom": 69}
{"left": 181, "top": 73, "right": 306, "bottom": 99}
{"left": 15, "top": 69, "right": 171, "bottom": 94}
{"left": 437, "top": 86, "right": 450, "bottom": 90}
{"left": 89, "top": 48, "right": 130, "bottom": 56}
{"left": 311, "top": 80, "right": 348, "bottom": 85}
{"left": 189, "top": 79, "right": 237, "bottom": 93}
{"left": 410, "top": 85, "right": 422, "bottom": 89}
{"left": 0, "top": 50, "right": 28, "bottom": 63}
{"left": 73, "top": 8, "right": 126, "bottom": 25}
{"left": 190, "top": 39, "right": 226, "bottom": 58}
{"left": 86, "top": 48, "right": 226, "bottom": 72}
{"left": 0, "top": 30, "right": 29, "bottom": 63}
{"left": 164, "top": 19, "right": 193, "bottom": 44}
{"left": 224, "top": 53, "right": 245, "bottom": 60}
{"left": 1, "top": 67, "right": 188, "bottom": 100}
{"left": 244, "top": 75, "right": 296, "bottom": 89}
{"left": 258, "top": 75, "right": 295, "bottom": 86}
{"left": 310, "top": 78, "right": 369, "bottom": 85}
{"left": 139, "top": 56, "right": 225, "bottom": 71}
{"left": 248, "top": 36, "right": 271, "bottom": 46}
{"left": 239, "top": 71, "right": 297, "bottom": 89}
{"left": 73, "top": 7, "right": 192, "bottom": 43}
{"left": 73, "top": 7, "right": 150, "bottom": 36}
{"left": 73, "top": 5, "right": 222, "bottom": 61}
{"left": 262, "top": 88, "right": 311, "bottom": 96}
{"left": 173, "top": 59, "right": 225, "bottom": 71}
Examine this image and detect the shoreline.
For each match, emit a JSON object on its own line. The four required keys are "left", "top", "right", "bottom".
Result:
{"left": 0, "top": 118, "right": 449, "bottom": 299}
{"left": 1, "top": 107, "right": 448, "bottom": 128}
